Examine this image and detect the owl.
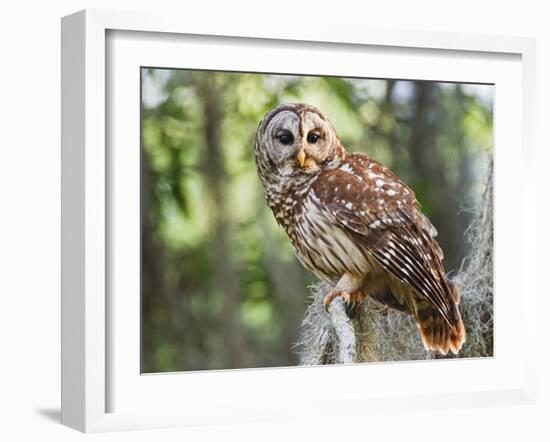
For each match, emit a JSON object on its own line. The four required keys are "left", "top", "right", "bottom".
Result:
{"left": 254, "top": 103, "right": 466, "bottom": 355}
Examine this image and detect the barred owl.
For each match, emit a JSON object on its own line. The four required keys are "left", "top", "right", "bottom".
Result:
{"left": 254, "top": 103, "right": 466, "bottom": 355}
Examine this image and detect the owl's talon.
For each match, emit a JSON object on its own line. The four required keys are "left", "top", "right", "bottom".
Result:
{"left": 345, "top": 300, "right": 356, "bottom": 318}
{"left": 347, "top": 291, "right": 365, "bottom": 318}
{"left": 323, "top": 290, "right": 364, "bottom": 318}
{"left": 323, "top": 289, "right": 345, "bottom": 312}
{"left": 342, "top": 292, "right": 351, "bottom": 304}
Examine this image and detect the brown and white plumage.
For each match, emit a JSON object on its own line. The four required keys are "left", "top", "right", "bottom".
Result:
{"left": 254, "top": 103, "right": 465, "bottom": 355}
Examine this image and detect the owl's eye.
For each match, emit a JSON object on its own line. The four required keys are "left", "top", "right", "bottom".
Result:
{"left": 307, "top": 132, "right": 320, "bottom": 144}
{"left": 278, "top": 132, "right": 294, "bottom": 145}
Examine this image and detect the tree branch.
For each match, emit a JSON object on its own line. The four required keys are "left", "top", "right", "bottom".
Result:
{"left": 296, "top": 283, "right": 357, "bottom": 365}
{"left": 326, "top": 297, "right": 356, "bottom": 364}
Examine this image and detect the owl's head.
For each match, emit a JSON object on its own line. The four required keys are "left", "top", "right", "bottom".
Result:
{"left": 255, "top": 103, "right": 345, "bottom": 181}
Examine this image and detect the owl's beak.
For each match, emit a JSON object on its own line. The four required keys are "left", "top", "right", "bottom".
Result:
{"left": 296, "top": 149, "right": 306, "bottom": 168}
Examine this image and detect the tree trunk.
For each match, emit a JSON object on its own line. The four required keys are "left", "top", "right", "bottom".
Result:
{"left": 197, "top": 73, "right": 245, "bottom": 368}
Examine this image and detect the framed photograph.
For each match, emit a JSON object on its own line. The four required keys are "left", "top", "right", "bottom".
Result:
{"left": 61, "top": 9, "right": 537, "bottom": 432}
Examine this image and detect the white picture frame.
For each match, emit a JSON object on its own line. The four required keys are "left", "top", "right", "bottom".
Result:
{"left": 61, "top": 9, "right": 537, "bottom": 433}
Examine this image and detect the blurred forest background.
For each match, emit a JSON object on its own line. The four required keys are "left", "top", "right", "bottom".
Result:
{"left": 140, "top": 68, "right": 493, "bottom": 373}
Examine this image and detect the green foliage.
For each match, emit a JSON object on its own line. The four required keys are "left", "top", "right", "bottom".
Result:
{"left": 141, "top": 68, "right": 493, "bottom": 373}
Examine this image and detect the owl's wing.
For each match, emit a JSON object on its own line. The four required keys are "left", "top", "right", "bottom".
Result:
{"left": 312, "top": 154, "right": 459, "bottom": 328}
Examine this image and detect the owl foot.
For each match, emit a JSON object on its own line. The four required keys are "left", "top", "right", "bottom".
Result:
{"left": 323, "top": 290, "right": 365, "bottom": 319}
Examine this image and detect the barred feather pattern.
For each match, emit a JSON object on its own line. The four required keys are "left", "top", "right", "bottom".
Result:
{"left": 254, "top": 103, "right": 465, "bottom": 355}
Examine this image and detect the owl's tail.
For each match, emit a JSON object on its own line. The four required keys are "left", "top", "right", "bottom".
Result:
{"left": 414, "top": 284, "right": 466, "bottom": 355}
